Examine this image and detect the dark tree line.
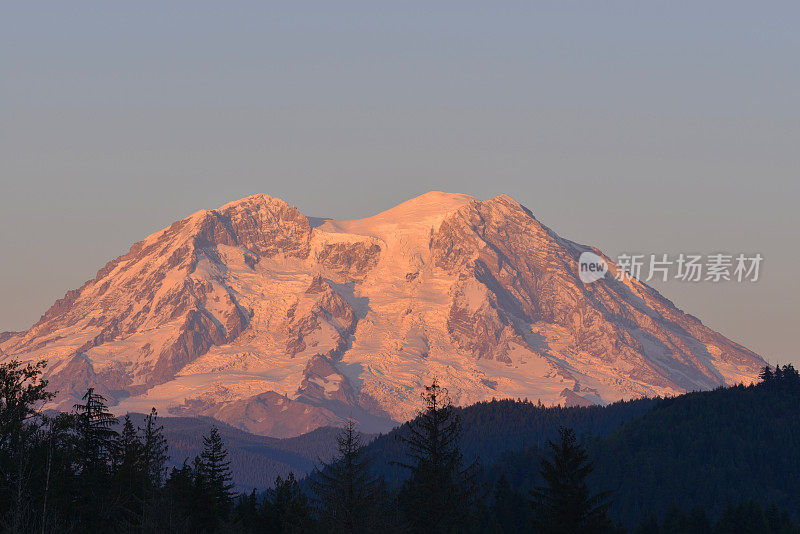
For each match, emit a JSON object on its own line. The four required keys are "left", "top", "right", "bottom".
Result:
{"left": 231, "top": 379, "right": 621, "bottom": 533}
{"left": 364, "top": 391, "right": 661, "bottom": 483}
{"left": 231, "top": 378, "right": 484, "bottom": 533}
{"left": 3, "top": 358, "right": 800, "bottom": 533}
{"left": 589, "top": 363, "right": 800, "bottom": 527}
{"left": 480, "top": 364, "right": 800, "bottom": 531}
{"left": 530, "top": 426, "right": 615, "bottom": 534}
{"left": 0, "top": 360, "right": 235, "bottom": 532}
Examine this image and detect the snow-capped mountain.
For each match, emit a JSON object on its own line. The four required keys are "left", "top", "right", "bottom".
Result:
{"left": 0, "top": 192, "right": 764, "bottom": 437}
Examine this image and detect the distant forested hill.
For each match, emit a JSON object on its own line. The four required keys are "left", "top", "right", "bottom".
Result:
{"left": 121, "top": 414, "right": 347, "bottom": 491}
{"left": 129, "top": 369, "right": 800, "bottom": 528}
{"left": 591, "top": 375, "right": 800, "bottom": 526}
{"left": 473, "top": 374, "right": 800, "bottom": 528}
{"left": 362, "top": 395, "right": 660, "bottom": 481}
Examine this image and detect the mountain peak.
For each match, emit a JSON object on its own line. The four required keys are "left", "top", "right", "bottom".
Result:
{"left": 0, "top": 191, "right": 764, "bottom": 437}
{"left": 347, "top": 190, "right": 475, "bottom": 222}
{"left": 216, "top": 193, "right": 292, "bottom": 212}
{"left": 401, "top": 190, "right": 477, "bottom": 207}
{"left": 316, "top": 191, "right": 476, "bottom": 241}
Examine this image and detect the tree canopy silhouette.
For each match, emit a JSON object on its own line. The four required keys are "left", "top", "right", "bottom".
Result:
{"left": 395, "top": 378, "right": 481, "bottom": 532}
{"left": 309, "top": 420, "right": 382, "bottom": 533}
{"left": 530, "top": 426, "right": 614, "bottom": 534}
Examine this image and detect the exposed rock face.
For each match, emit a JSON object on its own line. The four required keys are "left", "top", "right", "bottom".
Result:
{"left": 316, "top": 242, "right": 382, "bottom": 280}
{"left": 0, "top": 192, "right": 765, "bottom": 436}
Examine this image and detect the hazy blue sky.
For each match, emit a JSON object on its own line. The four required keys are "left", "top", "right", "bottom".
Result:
{"left": 2, "top": 2, "right": 798, "bottom": 364}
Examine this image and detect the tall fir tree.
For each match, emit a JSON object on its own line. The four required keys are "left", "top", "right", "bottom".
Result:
{"left": 759, "top": 365, "right": 774, "bottom": 383}
{"left": 112, "top": 414, "right": 144, "bottom": 492}
{"left": 395, "top": 378, "right": 481, "bottom": 532}
{"left": 310, "top": 420, "right": 381, "bottom": 533}
{"left": 233, "top": 489, "right": 260, "bottom": 532}
{"left": 263, "top": 472, "right": 313, "bottom": 534}
{"left": 112, "top": 414, "right": 146, "bottom": 527}
{"left": 141, "top": 407, "right": 169, "bottom": 489}
{"left": 114, "top": 414, "right": 143, "bottom": 483}
{"left": 530, "top": 426, "right": 614, "bottom": 534}
{"left": 163, "top": 461, "right": 194, "bottom": 528}
{"left": 73, "top": 388, "right": 118, "bottom": 474}
{"left": 72, "top": 388, "right": 119, "bottom": 528}
{"left": 199, "top": 426, "right": 235, "bottom": 518}
{"left": 138, "top": 407, "right": 169, "bottom": 531}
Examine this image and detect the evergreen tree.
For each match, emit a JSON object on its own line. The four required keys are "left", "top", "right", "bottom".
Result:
{"left": 73, "top": 388, "right": 118, "bottom": 473}
{"left": 774, "top": 364, "right": 784, "bottom": 381}
{"left": 72, "top": 388, "right": 119, "bottom": 528}
{"left": 0, "top": 360, "right": 53, "bottom": 532}
{"left": 715, "top": 500, "right": 770, "bottom": 534}
{"left": 395, "top": 378, "right": 481, "bottom": 532}
{"left": 164, "top": 460, "right": 202, "bottom": 532}
{"left": 262, "top": 472, "right": 313, "bottom": 533}
{"left": 782, "top": 364, "right": 799, "bottom": 385}
{"left": 199, "top": 426, "right": 235, "bottom": 518}
{"left": 112, "top": 414, "right": 146, "bottom": 528}
{"left": 634, "top": 501, "right": 796, "bottom": 534}
{"left": 530, "top": 426, "right": 614, "bottom": 534}
{"left": 137, "top": 407, "right": 169, "bottom": 531}
{"left": 764, "top": 502, "right": 798, "bottom": 534}
{"left": 114, "top": 414, "right": 143, "bottom": 483}
{"left": 141, "top": 407, "right": 169, "bottom": 489}
{"left": 684, "top": 507, "right": 713, "bottom": 533}
{"left": 634, "top": 512, "right": 661, "bottom": 534}
{"left": 759, "top": 365, "right": 774, "bottom": 383}
{"left": 39, "top": 411, "right": 79, "bottom": 533}
{"left": 310, "top": 420, "right": 381, "bottom": 533}
{"left": 661, "top": 504, "right": 689, "bottom": 533}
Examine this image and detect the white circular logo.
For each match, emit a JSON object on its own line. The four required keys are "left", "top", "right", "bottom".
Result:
{"left": 578, "top": 251, "right": 608, "bottom": 284}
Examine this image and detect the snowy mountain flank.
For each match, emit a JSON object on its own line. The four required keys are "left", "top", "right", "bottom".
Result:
{"left": 0, "top": 192, "right": 764, "bottom": 437}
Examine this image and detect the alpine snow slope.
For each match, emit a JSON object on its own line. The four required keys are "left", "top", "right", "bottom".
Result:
{"left": 0, "top": 192, "right": 764, "bottom": 437}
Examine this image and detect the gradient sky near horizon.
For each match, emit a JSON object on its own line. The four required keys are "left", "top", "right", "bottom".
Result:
{"left": 1, "top": 2, "right": 798, "bottom": 365}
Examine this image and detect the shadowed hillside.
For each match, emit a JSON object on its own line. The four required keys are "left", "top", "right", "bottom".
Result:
{"left": 122, "top": 414, "right": 351, "bottom": 491}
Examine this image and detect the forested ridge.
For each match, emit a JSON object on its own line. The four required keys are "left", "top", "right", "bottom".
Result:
{"left": 362, "top": 393, "right": 660, "bottom": 482}
{"left": 118, "top": 414, "right": 343, "bottom": 491}
{"left": 477, "top": 365, "right": 800, "bottom": 530}
{"left": 594, "top": 365, "right": 800, "bottom": 525}
{"left": 1, "top": 358, "right": 799, "bottom": 533}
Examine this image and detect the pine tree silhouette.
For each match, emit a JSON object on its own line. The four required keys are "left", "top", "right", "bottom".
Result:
{"left": 759, "top": 365, "right": 774, "bottom": 383}
{"left": 530, "top": 426, "right": 614, "bottom": 534}
{"left": 74, "top": 388, "right": 118, "bottom": 472}
{"left": 395, "top": 378, "right": 481, "bottom": 532}
{"left": 199, "top": 426, "right": 235, "bottom": 518}
{"left": 112, "top": 414, "right": 146, "bottom": 527}
{"left": 141, "top": 407, "right": 169, "bottom": 489}
{"left": 310, "top": 420, "right": 380, "bottom": 533}
{"left": 164, "top": 460, "right": 202, "bottom": 531}
{"left": 72, "top": 388, "right": 118, "bottom": 527}
{"left": 114, "top": 414, "right": 143, "bottom": 481}
{"left": 263, "top": 472, "right": 312, "bottom": 533}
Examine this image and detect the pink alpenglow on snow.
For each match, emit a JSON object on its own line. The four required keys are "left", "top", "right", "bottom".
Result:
{"left": 0, "top": 192, "right": 765, "bottom": 437}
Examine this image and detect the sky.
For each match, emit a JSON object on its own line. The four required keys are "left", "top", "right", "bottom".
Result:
{"left": 1, "top": 2, "right": 798, "bottom": 365}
